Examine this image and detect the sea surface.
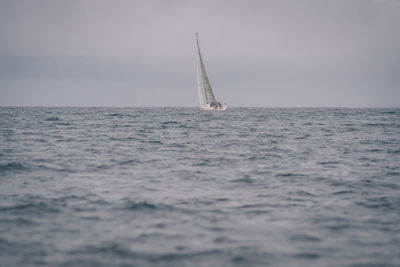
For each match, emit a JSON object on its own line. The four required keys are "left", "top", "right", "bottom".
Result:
{"left": 0, "top": 107, "right": 399, "bottom": 267}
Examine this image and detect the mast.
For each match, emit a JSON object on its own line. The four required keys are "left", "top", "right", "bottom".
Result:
{"left": 195, "top": 33, "right": 216, "bottom": 102}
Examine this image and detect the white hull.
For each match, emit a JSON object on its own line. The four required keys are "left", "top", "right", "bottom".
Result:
{"left": 200, "top": 104, "right": 227, "bottom": 111}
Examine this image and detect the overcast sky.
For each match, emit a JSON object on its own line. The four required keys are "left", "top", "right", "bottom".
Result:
{"left": 0, "top": 0, "right": 399, "bottom": 107}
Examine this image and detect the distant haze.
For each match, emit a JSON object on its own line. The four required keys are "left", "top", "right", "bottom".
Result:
{"left": 0, "top": 0, "right": 399, "bottom": 107}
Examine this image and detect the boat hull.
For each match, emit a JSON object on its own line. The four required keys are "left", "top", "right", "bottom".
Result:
{"left": 200, "top": 104, "right": 227, "bottom": 111}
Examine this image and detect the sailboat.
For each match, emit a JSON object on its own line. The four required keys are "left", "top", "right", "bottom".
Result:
{"left": 196, "top": 33, "right": 227, "bottom": 111}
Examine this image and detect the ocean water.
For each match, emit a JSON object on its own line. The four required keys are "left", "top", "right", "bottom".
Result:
{"left": 0, "top": 107, "right": 399, "bottom": 267}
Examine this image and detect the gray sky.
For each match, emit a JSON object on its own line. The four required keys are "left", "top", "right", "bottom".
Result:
{"left": 0, "top": 0, "right": 399, "bottom": 107}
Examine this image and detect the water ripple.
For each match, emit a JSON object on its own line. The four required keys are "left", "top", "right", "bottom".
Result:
{"left": 0, "top": 107, "right": 399, "bottom": 267}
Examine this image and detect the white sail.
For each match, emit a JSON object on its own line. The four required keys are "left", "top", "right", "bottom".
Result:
{"left": 195, "top": 33, "right": 227, "bottom": 111}
{"left": 195, "top": 33, "right": 216, "bottom": 102}
{"left": 197, "top": 60, "right": 205, "bottom": 106}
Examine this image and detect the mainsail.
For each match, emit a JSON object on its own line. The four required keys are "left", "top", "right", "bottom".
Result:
{"left": 195, "top": 33, "right": 216, "bottom": 103}
{"left": 196, "top": 60, "right": 205, "bottom": 106}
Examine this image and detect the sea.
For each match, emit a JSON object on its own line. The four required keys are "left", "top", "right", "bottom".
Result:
{"left": 0, "top": 107, "right": 399, "bottom": 267}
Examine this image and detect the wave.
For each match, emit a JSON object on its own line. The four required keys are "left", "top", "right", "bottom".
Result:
{"left": 293, "top": 252, "right": 320, "bottom": 259}
{"left": 155, "top": 249, "right": 224, "bottom": 262}
{"left": 45, "top": 116, "right": 60, "bottom": 121}
{"left": 70, "top": 243, "right": 133, "bottom": 257}
{"left": 363, "top": 123, "right": 393, "bottom": 127}
{"left": 332, "top": 190, "right": 355, "bottom": 195}
{"left": 230, "top": 177, "right": 254, "bottom": 183}
{"left": 275, "top": 173, "right": 305, "bottom": 177}
{"left": 380, "top": 110, "right": 397, "bottom": 115}
{"left": 0, "top": 218, "right": 36, "bottom": 226}
{"left": 0, "top": 202, "right": 60, "bottom": 214}
{"left": 146, "top": 140, "right": 163, "bottom": 145}
{"left": 108, "top": 113, "right": 124, "bottom": 118}
{"left": 294, "top": 134, "right": 310, "bottom": 140}
{"left": 117, "top": 159, "right": 140, "bottom": 166}
{"left": 356, "top": 197, "right": 399, "bottom": 210}
{"left": 161, "top": 121, "right": 178, "bottom": 125}
{"left": 290, "top": 234, "right": 321, "bottom": 242}
{"left": 0, "top": 162, "right": 28, "bottom": 172}
{"left": 124, "top": 200, "right": 170, "bottom": 211}
{"left": 292, "top": 190, "right": 315, "bottom": 197}
{"left": 109, "top": 136, "right": 138, "bottom": 141}
{"left": 70, "top": 243, "right": 224, "bottom": 264}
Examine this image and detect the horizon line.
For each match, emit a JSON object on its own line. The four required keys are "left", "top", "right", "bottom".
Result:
{"left": 0, "top": 105, "right": 399, "bottom": 109}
